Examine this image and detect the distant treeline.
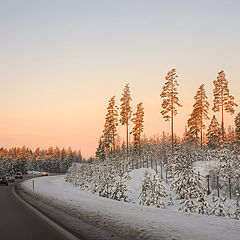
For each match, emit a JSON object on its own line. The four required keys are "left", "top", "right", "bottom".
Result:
{"left": 0, "top": 146, "right": 83, "bottom": 174}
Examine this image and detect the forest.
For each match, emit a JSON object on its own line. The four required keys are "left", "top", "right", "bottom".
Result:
{"left": 0, "top": 146, "right": 83, "bottom": 174}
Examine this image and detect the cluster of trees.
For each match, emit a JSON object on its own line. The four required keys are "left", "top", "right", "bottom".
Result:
{"left": 185, "top": 70, "right": 238, "bottom": 147}
{"left": 96, "top": 84, "right": 144, "bottom": 160}
{"left": 0, "top": 146, "right": 83, "bottom": 174}
{"left": 96, "top": 69, "right": 239, "bottom": 159}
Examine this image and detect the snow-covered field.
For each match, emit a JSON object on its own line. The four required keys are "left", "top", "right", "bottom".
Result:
{"left": 21, "top": 175, "right": 240, "bottom": 240}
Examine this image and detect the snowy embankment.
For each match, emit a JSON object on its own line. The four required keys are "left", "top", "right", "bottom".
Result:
{"left": 21, "top": 175, "right": 240, "bottom": 240}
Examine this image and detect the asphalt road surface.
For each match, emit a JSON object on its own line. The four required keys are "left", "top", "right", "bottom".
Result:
{"left": 0, "top": 179, "right": 69, "bottom": 240}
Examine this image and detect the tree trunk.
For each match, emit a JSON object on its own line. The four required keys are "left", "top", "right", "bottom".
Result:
{"left": 221, "top": 92, "right": 224, "bottom": 146}
{"left": 171, "top": 109, "right": 174, "bottom": 152}
{"left": 112, "top": 129, "right": 115, "bottom": 151}
{"left": 126, "top": 120, "right": 129, "bottom": 156}
{"left": 200, "top": 92, "right": 203, "bottom": 148}
{"left": 200, "top": 116, "right": 203, "bottom": 148}
{"left": 171, "top": 80, "right": 174, "bottom": 152}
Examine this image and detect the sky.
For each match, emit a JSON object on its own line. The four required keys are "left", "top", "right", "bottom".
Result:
{"left": 0, "top": 0, "right": 240, "bottom": 157}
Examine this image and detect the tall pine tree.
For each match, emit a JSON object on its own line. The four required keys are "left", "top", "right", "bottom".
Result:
{"left": 103, "top": 96, "right": 118, "bottom": 152}
{"left": 120, "top": 84, "right": 132, "bottom": 155}
{"left": 131, "top": 102, "right": 144, "bottom": 151}
{"left": 212, "top": 70, "right": 238, "bottom": 145}
{"left": 187, "top": 84, "right": 209, "bottom": 147}
{"left": 160, "top": 69, "right": 182, "bottom": 151}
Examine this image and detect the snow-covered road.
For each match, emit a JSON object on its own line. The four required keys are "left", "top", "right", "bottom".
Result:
{"left": 21, "top": 175, "right": 240, "bottom": 240}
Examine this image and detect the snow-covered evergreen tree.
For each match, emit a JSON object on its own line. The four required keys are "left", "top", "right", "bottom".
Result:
{"left": 139, "top": 171, "right": 167, "bottom": 208}
{"left": 171, "top": 167, "right": 203, "bottom": 200}
{"left": 211, "top": 195, "right": 231, "bottom": 217}
{"left": 96, "top": 135, "right": 106, "bottom": 161}
{"left": 235, "top": 112, "right": 240, "bottom": 145}
{"left": 194, "top": 193, "right": 212, "bottom": 215}
{"left": 206, "top": 115, "right": 221, "bottom": 148}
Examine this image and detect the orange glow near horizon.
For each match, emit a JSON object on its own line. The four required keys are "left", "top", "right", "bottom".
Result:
{"left": 1, "top": 1, "right": 240, "bottom": 158}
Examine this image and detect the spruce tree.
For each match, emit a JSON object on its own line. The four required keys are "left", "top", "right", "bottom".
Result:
{"left": 96, "top": 136, "right": 106, "bottom": 161}
{"left": 206, "top": 115, "right": 221, "bottom": 148}
{"left": 160, "top": 69, "right": 182, "bottom": 151}
{"left": 131, "top": 102, "right": 144, "bottom": 151}
{"left": 235, "top": 112, "right": 240, "bottom": 145}
{"left": 187, "top": 84, "right": 209, "bottom": 147}
{"left": 226, "top": 125, "right": 235, "bottom": 146}
{"left": 212, "top": 70, "right": 238, "bottom": 144}
{"left": 120, "top": 84, "right": 132, "bottom": 155}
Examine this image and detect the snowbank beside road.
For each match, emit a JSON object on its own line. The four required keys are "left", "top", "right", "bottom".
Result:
{"left": 21, "top": 175, "right": 240, "bottom": 240}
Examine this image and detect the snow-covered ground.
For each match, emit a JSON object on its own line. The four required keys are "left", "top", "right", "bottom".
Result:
{"left": 21, "top": 175, "right": 240, "bottom": 240}
{"left": 193, "top": 160, "right": 219, "bottom": 177}
{"left": 27, "top": 170, "right": 42, "bottom": 176}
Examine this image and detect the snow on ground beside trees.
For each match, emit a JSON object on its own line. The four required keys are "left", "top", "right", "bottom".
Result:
{"left": 21, "top": 175, "right": 240, "bottom": 240}
{"left": 193, "top": 160, "right": 219, "bottom": 177}
{"left": 27, "top": 170, "right": 42, "bottom": 176}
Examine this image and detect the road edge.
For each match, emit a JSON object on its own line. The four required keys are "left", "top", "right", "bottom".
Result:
{"left": 12, "top": 185, "right": 81, "bottom": 240}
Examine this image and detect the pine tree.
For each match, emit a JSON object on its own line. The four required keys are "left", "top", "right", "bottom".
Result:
{"left": 235, "top": 112, "right": 240, "bottom": 145}
{"left": 160, "top": 69, "right": 182, "bottom": 151}
{"left": 120, "top": 84, "right": 132, "bottom": 155}
{"left": 187, "top": 84, "right": 209, "bottom": 147}
{"left": 103, "top": 96, "right": 118, "bottom": 152}
{"left": 107, "top": 96, "right": 119, "bottom": 151}
{"left": 212, "top": 70, "right": 238, "bottom": 145}
{"left": 206, "top": 115, "right": 221, "bottom": 148}
{"left": 131, "top": 102, "right": 144, "bottom": 152}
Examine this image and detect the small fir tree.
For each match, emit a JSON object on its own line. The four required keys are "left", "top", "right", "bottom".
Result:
{"left": 96, "top": 135, "right": 106, "bottom": 161}
{"left": 206, "top": 115, "right": 221, "bottom": 148}
{"left": 139, "top": 171, "right": 167, "bottom": 208}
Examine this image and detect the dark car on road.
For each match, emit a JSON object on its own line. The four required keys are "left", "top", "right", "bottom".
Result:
{"left": 0, "top": 175, "right": 8, "bottom": 185}
{"left": 6, "top": 174, "right": 15, "bottom": 182}
{"left": 14, "top": 172, "right": 23, "bottom": 179}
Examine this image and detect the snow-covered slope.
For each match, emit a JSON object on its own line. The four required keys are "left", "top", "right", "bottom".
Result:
{"left": 21, "top": 175, "right": 240, "bottom": 240}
